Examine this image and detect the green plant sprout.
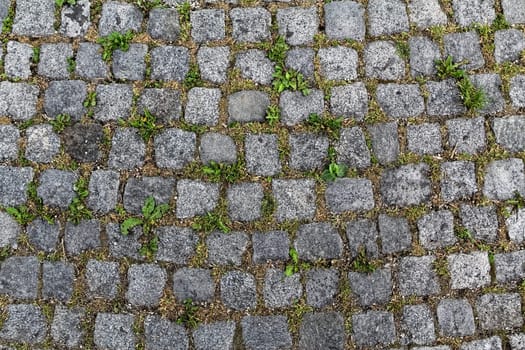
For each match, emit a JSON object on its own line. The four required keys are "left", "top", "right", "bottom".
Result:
{"left": 123, "top": 109, "right": 163, "bottom": 141}
{"left": 191, "top": 212, "right": 230, "bottom": 234}
{"left": 55, "top": 0, "right": 76, "bottom": 6}
{"left": 176, "top": 299, "right": 200, "bottom": 328}
{"left": 97, "top": 31, "right": 134, "bottom": 61}
{"left": 49, "top": 114, "right": 71, "bottom": 133}
{"left": 284, "top": 248, "right": 309, "bottom": 276}
{"left": 306, "top": 113, "right": 343, "bottom": 139}
{"left": 5, "top": 206, "right": 35, "bottom": 225}
{"left": 120, "top": 196, "right": 170, "bottom": 236}
{"left": 201, "top": 161, "right": 243, "bottom": 183}
{"left": 67, "top": 178, "right": 92, "bottom": 224}
{"left": 266, "top": 105, "right": 280, "bottom": 126}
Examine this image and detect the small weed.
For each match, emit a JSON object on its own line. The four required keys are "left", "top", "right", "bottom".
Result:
{"left": 201, "top": 161, "right": 243, "bottom": 183}
{"left": 5, "top": 206, "right": 35, "bottom": 225}
{"left": 97, "top": 30, "right": 134, "bottom": 61}
{"left": 265, "top": 105, "right": 280, "bottom": 126}
{"left": 272, "top": 65, "right": 309, "bottom": 95}
{"left": 352, "top": 249, "right": 376, "bottom": 273}
{"left": 306, "top": 113, "right": 343, "bottom": 139}
{"left": 1, "top": 4, "right": 14, "bottom": 34}
{"left": 123, "top": 109, "right": 163, "bottom": 141}
{"left": 284, "top": 248, "right": 309, "bottom": 276}
{"left": 83, "top": 91, "right": 97, "bottom": 108}
{"left": 49, "top": 114, "right": 71, "bottom": 133}
{"left": 492, "top": 13, "right": 510, "bottom": 31}
{"left": 455, "top": 226, "right": 472, "bottom": 240}
{"left": 0, "top": 246, "right": 10, "bottom": 262}
{"left": 67, "top": 56, "right": 76, "bottom": 73}
{"left": 321, "top": 162, "right": 348, "bottom": 182}
{"left": 55, "top": 0, "right": 76, "bottom": 6}
{"left": 27, "top": 181, "right": 54, "bottom": 224}
{"left": 134, "top": 0, "right": 164, "bottom": 10}
{"left": 435, "top": 55, "right": 465, "bottom": 80}
{"left": 433, "top": 258, "right": 449, "bottom": 277}
{"left": 139, "top": 236, "right": 159, "bottom": 259}
{"left": 120, "top": 196, "right": 170, "bottom": 236}
{"left": 191, "top": 212, "right": 230, "bottom": 234}
{"left": 32, "top": 47, "right": 40, "bottom": 64}
{"left": 177, "top": 2, "right": 191, "bottom": 41}
{"left": 176, "top": 299, "right": 200, "bottom": 329}
{"left": 395, "top": 40, "right": 410, "bottom": 59}
{"left": 183, "top": 64, "right": 203, "bottom": 89}
{"left": 268, "top": 36, "right": 289, "bottom": 64}
{"left": 261, "top": 193, "right": 276, "bottom": 218}
{"left": 67, "top": 177, "right": 92, "bottom": 224}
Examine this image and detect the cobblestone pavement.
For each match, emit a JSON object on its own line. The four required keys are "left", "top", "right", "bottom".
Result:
{"left": 0, "top": 0, "right": 525, "bottom": 349}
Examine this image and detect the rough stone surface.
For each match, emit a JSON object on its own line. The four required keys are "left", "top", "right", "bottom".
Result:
{"left": 305, "top": 268, "right": 339, "bottom": 308}
{"left": 0, "top": 256, "right": 39, "bottom": 299}
{"left": 236, "top": 50, "right": 275, "bottom": 85}
{"left": 108, "top": 128, "right": 145, "bottom": 170}
{"left": 245, "top": 133, "right": 281, "bottom": 176}
{"left": 154, "top": 128, "right": 196, "bottom": 170}
{"left": 289, "top": 133, "right": 329, "bottom": 171}
{"left": 123, "top": 176, "right": 175, "bottom": 215}
{"left": 126, "top": 264, "right": 167, "bottom": 307}
{"left": 59, "top": 0, "right": 91, "bottom": 37}
{"left": 378, "top": 214, "right": 412, "bottom": 254}
{"left": 0, "top": 212, "right": 18, "bottom": 249}
{"left": 185, "top": 88, "right": 221, "bottom": 126}
{"left": 0, "top": 166, "right": 33, "bottom": 207}
{"left": 365, "top": 41, "right": 405, "bottom": 80}
{"left": 273, "top": 179, "right": 316, "bottom": 222}
{"left": 252, "top": 231, "right": 290, "bottom": 264}
{"left": 495, "top": 29, "right": 525, "bottom": 64}
{"left": 484, "top": 158, "right": 525, "bottom": 200}
{"left": 75, "top": 43, "right": 109, "bottom": 79}
{"left": 94, "top": 313, "right": 135, "bottom": 350}
{"left": 242, "top": 315, "right": 292, "bottom": 350}
{"left": 502, "top": 0, "right": 525, "bottom": 24}
{"left": 25, "top": 124, "right": 60, "bottom": 163}
{"left": 460, "top": 204, "right": 499, "bottom": 242}
{"left": 330, "top": 82, "right": 368, "bottom": 120}
{"left": 94, "top": 84, "right": 133, "bottom": 122}
{"left": 510, "top": 76, "right": 525, "bottom": 108}
{"left": 65, "top": 220, "right": 101, "bottom": 255}
{"left": 220, "top": 271, "right": 257, "bottom": 311}
{"left": 197, "top": 46, "right": 230, "bottom": 84}
{"left": 112, "top": 44, "right": 147, "bottom": 81}
{"left": 231, "top": 7, "right": 271, "bottom": 43}
{"left": 494, "top": 250, "right": 525, "bottom": 283}
{"left": 408, "top": 0, "right": 447, "bottom": 29}
{"left": 409, "top": 36, "right": 441, "bottom": 77}
{"left": 318, "top": 46, "right": 358, "bottom": 81}
{"left": 4, "top": 41, "right": 33, "bottom": 79}
{"left": 227, "top": 183, "right": 263, "bottom": 221}
{"left": 37, "top": 169, "right": 77, "bottom": 209}
{"left": 324, "top": 1, "right": 365, "bottom": 40}
{"left": 144, "top": 315, "right": 189, "bottom": 350}
{"left": 377, "top": 84, "right": 425, "bottom": 118}
{"left": 12, "top": 0, "right": 55, "bottom": 36}
{"left": 193, "top": 321, "right": 235, "bottom": 350}
{"left": 367, "top": 0, "right": 409, "bottom": 36}
{"left": 349, "top": 267, "right": 392, "bottom": 306}
{"left": 190, "top": 9, "right": 225, "bottom": 43}
{"left": 417, "top": 210, "right": 457, "bottom": 249}
{"left": 155, "top": 226, "right": 198, "bottom": 264}
{"left": 147, "top": 8, "right": 180, "bottom": 42}
{"left": 380, "top": 163, "right": 431, "bottom": 207}
{"left": 86, "top": 260, "right": 120, "bottom": 299}
{"left": 452, "top": 0, "right": 495, "bottom": 27}
{"left": 448, "top": 251, "right": 491, "bottom": 289}
{"left": 263, "top": 268, "right": 302, "bottom": 308}
{"left": 346, "top": 219, "right": 380, "bottom": 259}
{"left": 51, "top": 306, "right": 85, "bottom": 348}
{"left": 300, "top": 312, "right": 346, "bottom": 350}
{"left": 106, "top": 223, "right": 143, "bottom": 260}
{"left": 325, "top": 178, "right": 375, "bottom": 213}
{"left": 172, "top": 268, "right": 215, "bottom": 302}
{"left": 446, "top": 117, "right": 486, "bottom": 155}
{"left": 461, "top": 337, "right": 503, "bottom": 350}
{"left": 44, "top": 80, "right": 87, "bottom": 121}
{"left": 437, "top": 299, "right": 476, "bottom": 337}
{"left": 0, "top": 125, "right": 19, "bottom": 162}
{"left": 476, "top": 293, "right": 523, "bottom": 330}
{"left": 276, "top": 7, "right": 318, "bottom": 45}
{"left": 407, "top": 123, "right": 443, "bottom": 155}
{"left": 294, "top": 223, "right": 343, "bottom": 261}
{"left": 335, "top": 127, "right": 371, "bottom": 169}
{"left": 150, "top": 46, "right": 189, "bottom": 81}
{"left": 493, "top": 116, "right": 525, "bottom": 153}
{"left": 444, "top": 31, "right": 485, "bottom": 70}
{"left": 0, "top": 304, "right": 47, "bottom": 344}
{"left": 401, "top": 304, "right": 436, "bottom": 346}
{"left": 0, "top": 82, "right": 39, "bottom": 121}
{"left": 367, "top": 122, "right": 399, "bottom": 164}
{"left": 138, "top": 88, "right": 181, "bottom": 123}
{"left": 98, "top": 1, "right": 143, "bottom": 36}
{"left": 27, "top": 219, "right": 59, "bottom": 252}
{"left": 426, "top": 80, "right": 466, "bottom": 116}
{"left": 176, "top": 180, "right": 219, "bottom": 219}
{"left": 37, "top": 43, "right": 73, "bottom": 79}
{"left": 207, "top": 231, "right": 248, "bottom": 266}
{"left": 440, "top": 161, "right": 478, "bottom": 202}
{"left": 506, "top": 210, "right": 525, "bottom": 244}
{"left": 42, "top": 261, "right": 75, "bottom": 302}
{"left": 87, "top": 170, "right": 119, "bottom": 214}
{"left": 280, "top": 89, "right": 324, "bottom": 126}
{"left": 228, "top": 90, "right": 269, "bottom": 123}
{"left": 352, "top": 311, "right": 396, "bottom": 347}
{"left": 199, "top": 132, "right": 237, "bottom": 165}
{"left": 398, "top": 256, "right": 440, "bottom": 296}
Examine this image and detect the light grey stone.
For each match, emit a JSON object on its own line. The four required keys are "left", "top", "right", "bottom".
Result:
{"left": 367, "top": 0, "right": 409, "bottom": 36}
{"left": 365, "top": 41, "right": 405, "bottom": 80}
{"left": 176, "top": 180, "right": 219, "bottom": 219}
{"left": 276, "top": 7, "right": 318, "bottom": 45}
{"left": 154, "top": 128, "right": 196, "bottom": 170}
{"left": 324, "top": 1, "right": 365, "bottom": 40}
{"left": 483, "top": 158, "right": 525, "bottom": 200}
{"left": 448, "top": 251, "right": 491, "bottom": 289}
{"left": 25, "top": 124, "right": 60, "bottom": 163}
{"left": 98, "top": 1, "right": 143, "bottom": 36}
{"left": 4, "top": 41, "right": 33, "bottom": 79}
{"left": 330, "top": 82, "right": 368, "bottom": 120}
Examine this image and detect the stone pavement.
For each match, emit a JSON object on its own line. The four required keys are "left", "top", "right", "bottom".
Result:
{"left": 0, "top": 0, "right": 524, "bottom": 348}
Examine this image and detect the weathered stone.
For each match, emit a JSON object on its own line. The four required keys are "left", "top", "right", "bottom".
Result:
{"left": 0, "top": 166, "right": 33, "bottom": 207}
{"left": 444, "top": 31, "right": 485, "bottom": 70}
{"left": 436, "top": 298, "right": 476, "bottom": 337}
{"left": 398, "top": 256, "right": 440, "bottom": 296}
{"left": 367, "top": 122, "right": 399, "bottom": 164}
{"left": 199, "top": 132, "right": 237, "bottom": 165}
{"left": 144, "top": 315, "right": 188, "bottom": 350}
{"left": 155, "top": 226, "right": 198, "bottom": 264}
{"left": 401, "top": 304, "right": 436, "bottom": 346}
{"left": 324, "top": 1, "right": 365, "bottom": 40}
{"left": 227, "top": 183, "right": 263, "bottom": 221}
{"left": 349, "top": 267, "right": 392, "bottom": 306}
{"left": 495, "top": 29, "right": 525, "bottom": 63}
{"left": 37, "top": 43, "right": 73, "bottom": 79}
{"left": 98, "top": 1, "right": 143, "bottom": 36}
{"left": 190, "top": 9, "right": 225, "bottom": 42}
{"left": 318, "top": 46, "right": 358, "bottom": 81}
{"left": 273, "top": 179, "right": 316, "bottom": 222}
{"left": 27, "top": 218, "right": 59, "bottom": 252}
{"left": 330, "top": 82, "right": 368, "bottom": 120}
{"left": 476, "top": 293, "right": 523, "bottom": 330}
{"left": 0, "top": 82, "right": 39, "bottom": 121}
{"left": 440, "top": 161, "right": 477, "bottom": 202}
{"left": 300, "top": 312, "right": 345, "bottom": 350}
{"left": 377, "top": 84, "right": 425, "bottom": 118}
{"left": 245, "top": 133, "right": 281, "bottom": 176}
{"left": 193, "top": 321, "right": 235, "bottom": 350}
{"left": 0, "top": 125, "right": 19, "bottom": 162}
{"left": 37, "top": 169, "right": 77, "bottom": 209}
{"left": 65, "top": 220, "right": 101, "bottom": 255}
{"left": 407, "top": 123, "right": 442, "bottom": 155}
{"left": 123, "top": 176, "right": 175, "bottom": 215}
{"left": 352, "top": 311, "right": 396, "bottom": 347}
{"left": 378, "top": 214, "right": 412, "bottom": 254}
{"left": 494, "top": 250, "right": 525, "bottom": 283}
{"left": 137, "top": 88, "right": 181, "bottom": 123}
{"left": 452, "top": 0, "right": 495, "bottom": 27}
{"left": 484, "top": 158, "right": 525, "bottom": 200}
{"left": 426, "top": 80, "right": 466, "bottom": 116}
{"left": 0, "top": 304, "right": 47, "bottom": 344}
{"left": 263, "top": 268, "right": 302, "bottom": 308}
{"left": 176, "top": 180, "right": 219, "bottom": 219}
{"left": 294, "top": 223, "right": 343, "bottom": 261}
{"left": 417, "top": 210, "right": 457, "bottom": 249}
{"left": 325, "top": 178, "right": 375, "bottom": 213}
{"left": 75, "top": 43, "right": 109, "bottom": 79}
{"left": 108, "top": 128, "right": 145, "bottom": 170}
{"left": 280, "top": 89, "right": 324, "bottom": 126}
{"left": 44, "top": 80, "right": 87, "bottom": 121}
{"left": 0, "top": 256, "right": 39, "bottom": 299}
{"left": 12, "top": 0, "right": 54, "bottom": 36}
{"left": 493, "top": 116, "right": 525, "bottom": 152}
{"left": 228, "top": 90, "right": 270, "bottom": 123}
{"left": 197, "top": 46, "right": 230, "bottom": 84}
{"left": 147, "top": 8, "right": 179, "bottom": 42}
{"left": 112, "top": 44, "right": 147, "bottom": 80}
{"left": 252, "top": 231, "right": 290, "bottom": 264}
{"left": 42, "top": 261, "right": 75, "bottom": 302}
{"left": 460, "top": 204, "right": 499, "bottom": 242}
{"left": 94, "top": 313, "right": 135, "bottom": 350}
{"left": 51, "top": 306, "right": 85, "bottom": 348}
{"left": 154, "top": 128, "right": 196, "bottom": 170}
{"left": 242, "top": 315, "right": 292, "bottom": 350}
{"left": 506, "top": 211, "right": 525, "bottom": 243}
{"left": 446, "top": 117, "right": 486, "bottom": 155}
{"left": 381, "top": 163, "right": 431, "bottom": 207}
{"left": 231, "top": 7, "right": 271, "bottom": 43}
{"left": 172, "top": 268, "right": 215, "bottom": 302}
{"left": 346, "top": 219, "right": 380, "bottom": 259}
{"left": 409, "top": 36, "right": 441, "bottom": 77}
{"left": 207, "top": 231, "right": 248, "bottom": 266}
{"left": 502, "top": 0, "right": 525, "bottom": 24}
{"left": 126, "top": 264, "right": 167, "bottom": 307}
{"left": 185, "top": 87, "right": 221, "bottom": 126}
{"left": 365, "top": 41, "right": 405, "bottom": 80}
{"left": 408, "top": 0, "right": 447, "bottom": 29}
{"left": 106, "top": 223, "right": 142, "bottom": 260}
{"left": 305, "top": 268, "right": 339, "bottom": 308}
{"left": 367, "top": 0, "right": 409, "bottom": 36}
{"left": 460, "top": 337, "right": 502, "bottom": 350}
{"left": 289, "top": 133, "right": 329, "bottom": 171}
{"left": 448, "top": 251, "right": 491, "bottom": 289}
{"left": 276, "top": 7, "right": 318, "bottom": 45}
{"left": 335, "top": 127, "right": 371, "bottom": 169}
{"left": 220, "top": 271, "right": 257, "bottom": 311}
{"left": 94, "top": 84, "right": 133, "bottom": 121}
{"left": 150, "top": 46, "right": 189, "bottom": 81}
{"left": 85, "top": 260, "right": 120, "bottom": 299}
{"left": 60, "top": 0, "right": 91, "bottom": 37}
{"left": 25, "top": 124, "right": 60, "bottom": 163}
{"left": 87, "top": 170, "right": 119, "bottom": 214}
{"left": 4, "top": 41, "right": 33, "bottom": 79}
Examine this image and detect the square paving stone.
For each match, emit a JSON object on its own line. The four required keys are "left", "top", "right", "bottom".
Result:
{"left": 87, "top": 170, "right": 119, "bottom": 214}
{"left": 300, "top": 312, "right": 345, "bottom": 350}
{"left": 289, "top": 133, "right": 329, "bottom": 171}
{"left": 220, "top": 271, "right": 257, "bottom": 311}
{"left": 399, "top": 255, "right": 440, "bottom": 296}
{"left": 245, "top": 133, "right": 281, "bottom": 176}
{"left": 417, "top": 210, "right": 457, "bottom": 249}
{"left": 324, "top": 0, "right": 365, "bottom": 40}
{"left": 476, "top": 293, "right": 523, "bottom": 331}
{"left": 65, "top": 219, "right": 101, "bottom": 255}
{"left": 446, "top": 117, "right": 486, "bottom": 155}
{"left": 126, "top": 264, "right": 167, "bottom": 307}
{"left": 231, "top": 7, "right": 270, "bottom": 43}
{"left": 42, "top": 261, "right": 75, "bottom": 302}
{"left": 367, "top": 122, "right": 399, "bottom": 164}
{"left": 409, "top": 36, "right": 441, "bottom": 77}
{"left": 440, "top": 161, "right": 477, "bottom": 202}
{"left": 452, "top": 0, "right": 495, "bottom": 27}
{"left": 460, "top": 204, "right": 499, "bottom": 242}
{"left": 495, "top": 29, "right": 525, "bottom": 63}
{"left": 4, "top": 41, "right": 33, "bottom": 79}
{"left": 123, "top": 176, "right": 175, "bottom": 214}
{"left": 264, "top": 268, "right": 303, "bottom": 308}
{"left": 0, "top": 166, "right": 33, "bottom": 207}
{"left": 51, "top": 306, "right": 85, "bottom": 348}
{"left": 367, "top": 0, "right": 409, "bottom": 36}
{"left": 0, "top": 212, "right": 19, "bottom": 249}
{"left": 144, "top": 315, "right": 188, "bottom": 350}
{"left": 0, "top": 256, "right": 39, "bottom": 299}
{"left": 108, "top": 128, "right": 145, "bottom": 170}
{"left": 365, "top": 41, "right": 406, "bottom": 80}
{"left": 154, "top": 128, "right": 196, "bottom": 170}
{"left": 408, "top": 0, "right": 447, "bottom": 29}
{"left": 346, "top": 218, "right": 380, "bottom": 259}
{"left": 172, "top": 268, "right": 215, "bottom": 302}
{"left": 407, "top": 123, "right": 442, "bottom": 155}
{"left": 495, "top": 250, "right": 525, "bottom": 283}
{"left": 401, "top": 304, "right": 436, "bottom": 346}
{"left": 380, "top": 163, "right": 431, "bottom": 207}
{"left": 176, "top": 180, "right": 219, "bottom": 219}
{"left": 0, "top": 304, "right": 47, "bottom": 344}
{"left": 426, "top": 79, "right": 466, "bottom": 116}
{"left": 0, "top": 125, "right": 19, "bottom": 162}
{"left": 112, "top": 44, "right": 147, "bottom": 80}
{"left": 330, "top": 82, "right": 368, "bottom": 120}
{"left": 0, "top": 82, "right": 39, "bottom": 121}
{"left": 98, "top": 1, "right": 143, "bottom": 36}
{"left": 305, "top": 268, "right": 339, "bottom": 308}
{"left": 207, "top": 230, "right": 249, "bottom": 266}
{"left": 151, "top": 46, "right": 189, "bottom": 81}
{"left": 276, "top": 7, "right": 318, "bottom": 45}
{"left": 460, "top": 337, "right": 502, "bottom": 350}
{"left": 94, "top": 313, "right": 135, "bottom": 350}
{"left": 193, "top": 321, "right": 235, "bottom": 350}
{"left": 37, "top": 43, "right": 73, "bottom": 79}
{"left": 493, "top": 116, "right": 525, "bottom": 152}
{"left": 59, "top": 0, "right": 91, "bottom": 38}
{"left": 197, "top": 46, "right": 230, "bottom": 84}
{"left": 325, "top": 178, "right": 375, "bottom": 213}
{"left": 25, "top": 124, "right": 60, "bottom": 163}
{"left": 242, "top": 315, "right": 292, "bottom": 350}
{"left": 318, "top": 46, "right": 358, "bottom": 81}
{"left": 502, "top": 0, "right": 525, "bottom": 24}
{"left": 335, "top": 126, "right": 371, "bottom": 169}
{"left": 444, "top": 31, "right": 485, "bottom": 70}
{"left": 235, "top": 49, "right": 274, "bottom": 85}
{"left": 510, "top": 334, "right": 525, "bottom": 350}
{"left": 279, "top": 89, "right": 324, "bottom": 126}
{"left": 44, "top": 80, "right": 87, "bottom": 121}
{"left": 378, "top": 214, "right": 412, "bottom": 254}
{"left": 272, "top": 179, "right": 316, "bottom": 222}
{"left": 510, "top": 76, "right": 525, "bottom": 108}
{"left": 12, "top": 0, "right": 54, "bottom": 36}
{"left": 437, "top": 298, "right": 476, "bottom": 337}
{"left": 377, "top": 84, "right": 425, "bottom": 118}
{"left": 37, "top": 169, "right": 77, "bottom": 209}
{"left": 147, "top": 8, "right": 179, "bottom": 42}
{"left": 185, "top": 88, "right": 221, "bottom": 125}
{"left": 155, "top": 226, "right": 198, "bottom": 264}
{"left": 349, "top": 267, "right": 392, "bottom": 306}
{"left": 228, "top": 90, "right": 269, "bottom": 123}
{"left": 352, "top": 311, "right": 396, "bottom": 347}
{"left": 252, "top": 231, "right": 290, "bottom": 264}
{"left": 483, "top": 158, "right": 525, "bottom": 200}
{"left": 294, "top": 223, "right": 343, "bottom": 262}
{"left": 190, "top": 9, "right": 225, "bottom": 43}
{"left": 138, "top": 88, "right": 181, "bottom": 123}
{"left": 106, "top": 223, "right": 143, "bottom": 260}
{"left": 75, "top": 43, "right": 109, "bottom": 79}
{"left": 227, "top": 183, "right": 263, "bottom": 222}
{"left": 506, "top": 210, "right": 525, "bottom": 243}
{"left": 86, "top": 260, "right": 120, "bottom": 299}
{"left": 286, "top": 48, "right": 315, "bottom": 80}
{"left": 199, "top": 132, "right": 237, "bottom": 165}
{"left": 471, "top": 73, "right": 505, "bottom": 115}
{"left": 27, "top": 218, "right": 59, "bottom": 252}
{"left": 94, "top": 84, "right": 133, "bottom": 121}
{"left": 448, "top": 251, "right": 491, "bottom": 289}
